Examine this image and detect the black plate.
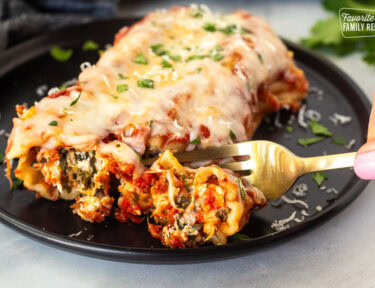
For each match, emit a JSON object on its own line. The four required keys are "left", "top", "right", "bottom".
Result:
{"left": 0, "top": 19, "right": 370, "bottom": 264}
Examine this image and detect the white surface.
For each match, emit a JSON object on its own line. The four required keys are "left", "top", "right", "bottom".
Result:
{"left": 1, "top": 1, "right": 375, "bottom": 287}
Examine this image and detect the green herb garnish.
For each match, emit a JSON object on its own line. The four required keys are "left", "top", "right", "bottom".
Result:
{"left": 82, "top": 40, "right": 99, "bottom": 51}
{"left": 118, "top": 73, "right": 127, "bottom": 79}
{"left": 229, "top": 232, "right": 250, "bottom": 242}
{"left": 186, "top": 55, "right": 206, "bottom": 62}
{"left": 203, "top": 22, "right": 216, "bottom": 32}
{"left": 331, "top": 136, "right": 346, "bottom": 145}
{"left": 312, "top": 171, "right": 328, "bottom": 186}
{"left": 161, "top": 59, "right": 173, "bottom": 69}
{"left": 257, "top": 53, "right": 264, "bottom": 64}
{"left": 116, "top": 84, "right": 129, "bottom": 93}
{"left": 149, "top": 120, "right": 153, "bottom": 127}
{"left": 190, "top": 136, "right": 201, "bottom": 145}
{"left": 286, "top": 125, "right": 294, "bottom": 132}
{"left": 212, "top": 53, "right": 224, "bottom": 61}
{"left": 309, "top": 120, "right": 332, "bottom": 136}
{"left": 219, "top": 24, "right": 237, "bottom": 35}
{"left": 0, "top": 152, "right": 4, "bottom": 163}
{"left": 111, "top": 95, "right": 119, "bottom": 99}
{"left": 169, "top": 55, "right": 182, "bottom": 62}
{"left": 229, "top": 129, "right": 237, "bottom": 140}
{"left": 150, "top": 43, "right": 167, "bottom": 56}
{"left": 49, "top": 46, "right": 73, "bottom": 62}
{"left": 237, "top": 177, "right": 246, "bottom": 200}
{"left": 133, "top": 52, "right": 148, "bottom": 64}
{"left": 12, "top": 176, "right": 23, "bottom": 190}
{"left": 197, "top": 67, "right": 202, "bottom": 73}
{"left": 70, "top": 92, "right": 81, "bottom": 106}
{"left": 240, "top": 27, "right": 252, "bottom": 34}
{"left": 59, "top": 84, "right": 67, "bottom": 91}
{"left": 298, "top": 136, "right": 325, "bottom": 147}
{"left": 137, "top": 79, "right": 154, "bottom": 89}
{"left": 48, "top": 120, "right": 58, "bottom": 126}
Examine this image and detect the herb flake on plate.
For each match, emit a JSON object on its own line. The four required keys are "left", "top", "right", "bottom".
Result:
{"left": 309, "top": 120, "right": 332, "bottom": 136}
{"left": 82, "top": 40, "right": 99, "bottom": 51}
{"left": 229, "top": 232, "right": 250, "bottom": 242}
{"left": 49, "top": 46, "right": 73, "bottom": 62}
{"left": 312, "top": 171, "right": 328, "bottom": 186}
{"left": 298, "top": 136, "right": 325, "bottom": 147}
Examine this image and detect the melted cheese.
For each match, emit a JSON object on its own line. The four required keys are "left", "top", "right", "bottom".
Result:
{"left": 6, "top": 5, "right": 297, "bottom": 162}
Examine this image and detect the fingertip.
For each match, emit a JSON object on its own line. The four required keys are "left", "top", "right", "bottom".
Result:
{"left": 354, "top": 151, "right": 375, "bottom": 180}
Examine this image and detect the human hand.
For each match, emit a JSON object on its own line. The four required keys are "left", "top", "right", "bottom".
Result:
{"left": 354, "top": 93, "right": 375, "bottom": 179}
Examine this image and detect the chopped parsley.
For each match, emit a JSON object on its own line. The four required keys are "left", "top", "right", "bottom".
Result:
{"left": 116, "top": 84, "right": 129, "bottom": 93}
{"left": 149, "top": 120, "right": 153, "bottom": 127}
{"left": 12, "top": 176, "right": 23, "bottom": 190}
{"left": 137, "top": 79, "right": 154, "bottom": 89}
{"left": 286, "top": 125, "right": 294, "bottom": 132}
{"left": 118, "top": 73, "right": 127, "bottom": 79}
{"left": 169, "top": 54, "right": 182, "bottom": 62}
{"left": 150, "top": 43, "right": 167, "bottom": 56}
{"left": 191, "top": 7, "right": 204, "bottom": 18}
{"left": 48, "top": 120, "right": 58, "bottom": 126}
{"left": 69, "top": 92, "right": 81, "bottom": 106}
{"left": 186, "top": 55, "right": 206, "bottom": 62}
{"left": 0, "top": 152, "right": 4, "bottom": 163}
{"left": 203, "top": 22, "right": 216, "bottom": 32}
{"left": 82, "top": 40, "right": 99, "bottom": 51}
{"left": 229, "top": 232, "right": 250, "bottom": 242}
{"left": 59, "top": 83, "right": 67, "bottom": 91}
{"left": 98, "top": 49, "right": 105, "bottom": 55}
{"left": 309, "top": 120, "right": 332, "bottom": 136}
{"left": 257, "top": 53, "right": 264, "bottom": 64}
{"left": 331, "top": 136, "right": 346, "bottom": 145}
{"left": 298, "top": 136, "right": 325, "bottom": 147}
{"left": 161, "top": 59, "right": 173, "bottom": 69}
{"left": 219, "top": 24, "right": 237, "bottom": 35}
{"left": 237, "top": 177, "right": 246, "bottom": 200}
{"left": 312, "top": 171, "right": 328, "bottom": 186}
{"left": 240, "top": 27, "right": 252, "bottom": 34}
{"left": 190, "top": 136, "right": 201, "bottom": 145}
{"left": 229, "top": 129, "right": 237, "bottom": 140}
{"left": 133, "top": 52, "right": 148, "bottom": 64}
{"left": 212, "top": 53, "right": 224, "bottom": 61}
{"left": 111, "top": 95, "right": 119, "bottom": 99}
{"left": 49, "top": 46, "right": 73, "bottom": 62}
{"left": 196, "top": 67, "right": 202, "bottom": 73}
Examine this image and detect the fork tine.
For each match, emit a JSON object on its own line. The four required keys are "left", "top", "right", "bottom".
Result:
{"left": 142, "top": 141, "right": 253, "bottom": 165}
{"left": 220, "top": 160, "right": 254, "bottom": 171}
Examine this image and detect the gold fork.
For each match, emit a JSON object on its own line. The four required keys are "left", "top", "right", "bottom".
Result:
{"left": 143, "top": 141, "right": 356, "bottom": 200}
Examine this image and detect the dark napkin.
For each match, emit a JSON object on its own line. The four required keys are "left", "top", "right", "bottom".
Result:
{"left": 0, "top": 0, "right": 118, "bottom": 51}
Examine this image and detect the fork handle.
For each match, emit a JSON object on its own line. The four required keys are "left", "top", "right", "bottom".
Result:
{"left": 299, "top": 152, "right": 356, "bottom": 175}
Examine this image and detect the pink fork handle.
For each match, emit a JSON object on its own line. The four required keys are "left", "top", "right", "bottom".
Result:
{"left": 354, "top": 151, "right": 375, "bottom": 180}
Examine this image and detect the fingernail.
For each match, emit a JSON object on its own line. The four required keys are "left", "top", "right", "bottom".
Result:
{"left": 354, "top": 151, "right": 375, "bottom": 180}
